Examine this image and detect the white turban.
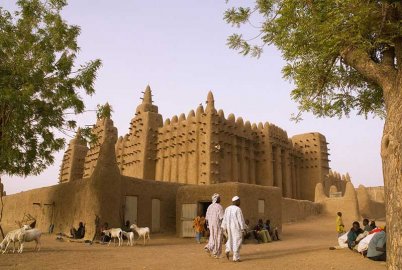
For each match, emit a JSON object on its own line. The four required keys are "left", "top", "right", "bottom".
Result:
{"left": 212, "top": 193, "right": 220, "bottom": 203}
{"left": 232, "top": 196, "right": 240, "bottom": 202}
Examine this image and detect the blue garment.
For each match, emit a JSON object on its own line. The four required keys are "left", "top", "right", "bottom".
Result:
{"left": 347, "top": 228, "right": 363, "bottom": 249}
{"left": 367, "top": 231, "right": 386, "bottom": 258}
{"left": 195, "top": 232, "right": 202, "bottom": 242}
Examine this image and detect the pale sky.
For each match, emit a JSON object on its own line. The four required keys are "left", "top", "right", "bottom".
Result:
{"left": 2, "top": 0, "right": 384, "bottom": 194}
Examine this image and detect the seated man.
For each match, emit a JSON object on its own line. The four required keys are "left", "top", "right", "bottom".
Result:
{"left": 243, "top": 219, "right": 252, "bottom": 241}
{"left": 264, "top": 219, "right": 280, "bottom": 241}
{"left": 70, "top": 222, "right": 85, "bottom": 239}
{"left": 122, "top": 220, "right": 131, "bottom": 240}
{"left": 367, "top": 226, "right": 386, "bottom": 261}
{"left": 254, "top": 219, "right": 271, "bottom": 243}
{"left": 100, "top": 222, "right": 111, "bottom": 243}
{"left": 363, "top": 218, "right": 371, "bottom": 232}
{"left": 123, "top": 220, "right": 131, "bottom": 232}
{"left": 347, "top": 221, "right": 364, "bottom": 250}
{"left": 369, "top": 221, "right": 377, "bottom": 231}
{"left": 253, "top": 219, "right": 264, "bottom": 243}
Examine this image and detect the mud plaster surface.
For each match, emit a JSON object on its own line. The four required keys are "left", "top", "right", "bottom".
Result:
{"left": 0, "top": 216, "right": 385, "bottom": 270}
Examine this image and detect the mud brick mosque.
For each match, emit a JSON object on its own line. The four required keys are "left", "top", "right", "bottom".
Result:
{"left": 1, "top": 86, "right": 383, "bottom": 238}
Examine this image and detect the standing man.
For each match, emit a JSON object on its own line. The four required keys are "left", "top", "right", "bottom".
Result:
{"left": 205, "top": 193, "right": 224, "bottom": 258}
{"left": 221, "top": 196, "right": 245, "bottom": 262}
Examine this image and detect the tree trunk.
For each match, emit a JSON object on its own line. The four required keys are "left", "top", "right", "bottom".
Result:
{"left": 381, "top": 86, "right": 402, "bottom": 270}
{"left": 0, "top": 195, "right": 4, "bottom": 239}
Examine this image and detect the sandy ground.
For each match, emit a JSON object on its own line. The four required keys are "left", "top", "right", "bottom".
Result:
{"left": 0, "top": 216, "right": 386, "bottom": 270}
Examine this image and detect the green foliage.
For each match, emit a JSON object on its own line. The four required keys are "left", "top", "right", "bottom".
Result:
{"left": 225, "top": 0, "right": 402, "bottom": 119}
{"left": 0, "top": 0, "right": 102, "bottom": 176}
{"left": 96, "top": 103, "right": 113, "bottom": 120}
{"left": 78, "top": 126, "right": 98, "bottom": 147}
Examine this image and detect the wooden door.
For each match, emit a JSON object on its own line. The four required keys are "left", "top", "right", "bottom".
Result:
{"left": 181, "top": 203, "right": 197, "bottom": 237}
{"left": 125, "top": 196, "right": 138, "bottom": 224}
{"left": 151, "top": 199, "right": 161, "bottom": 233}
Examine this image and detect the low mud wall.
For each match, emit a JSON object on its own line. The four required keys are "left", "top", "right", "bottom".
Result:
{"left": 1, "top": 179, "right": 94, "bottom": 235}
{"left": 281, "top": 198, "right": 321, "bottom": 223}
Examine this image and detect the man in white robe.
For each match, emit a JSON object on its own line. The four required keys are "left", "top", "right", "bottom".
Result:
{"left": 205, "top": 193, "right": 224, "bottom": 258}
{"left": 221, "top": 196, "right": 245, "bottom": 262}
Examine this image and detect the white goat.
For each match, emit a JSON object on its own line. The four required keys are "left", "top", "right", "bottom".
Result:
{"left": 102, "top": 228, "right": 123, "bottom": 246}
{"left": 17, "top": 228, "right": 42, "bottom": 253}
{"left": 121, "top": 231, "right": 135, "bottom": 246}
{"left": 130, "top": 224, "right": 150, "bottom": 246}
{"left": 0, "top": 225, "right": 31, "bottom": 254}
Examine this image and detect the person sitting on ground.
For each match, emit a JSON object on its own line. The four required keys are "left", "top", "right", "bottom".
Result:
{"left": 254, "top": 219, "right": 271, "bottom": 243}
{"left": 243, "top": 219, "right": 252, "bottom": 241}
{"left": 264, "top": 219, "right": 280, "bottom": 241}
{"left": 363, "top": 218, "right": 371, "bottom": 232}
{"left": 367, "top": 226, "right": 386, "bottom": 261}
{"left": 70, "top": 221, "right": 85, "bottom": 239}
{"left": 121, "top": 220, "right": 132, "bottom": 240}
{"left": 336, "top": 212, "right": 345, "bottom": 236}
{"left": 253, "top": 219, "right": 264, "bottom": 243}
{"left": 123, "top": 220, "right": 131, "bottom": 232}
{"left": 347, "top": 221, "right": 364, "bottom": 250}
{"left": 100, "top": 222, "right": 111, "bottom": 243}
{"left": 369, "top": 221, "right": 377, "bottom": 231}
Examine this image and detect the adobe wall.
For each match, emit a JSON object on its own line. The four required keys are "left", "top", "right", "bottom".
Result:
{"left": 281, "top": 198, "right": 321, "bottom": 223}
{"left": 1, "top": 180, "right": 92, "bottom": 235}
{"left": 120, "top": 176, "right": 182, "bottom": 233}
{"left": 356, "top": 185, "right": 385, "bottom": 219}
{"left": 176, "top": 183, "right": 282, "bottom": 236}
{"left": 365, "top": 186, "right": 384, "bottom": 203}
{"left": 315, "top": 182, "right": 360, "bottom": 221}
{"left": 2, "top": 157, "right": 181, "bottom": 238}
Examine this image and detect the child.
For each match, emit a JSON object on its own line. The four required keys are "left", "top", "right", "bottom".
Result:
{"left": 336, "top": 212, "right": 345, "bottom": 236}
{"left": 193, "top": 215, "right": 206, "bottom": 243}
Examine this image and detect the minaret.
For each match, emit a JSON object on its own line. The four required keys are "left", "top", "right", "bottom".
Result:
{"left": 60, "top": 128, "right": 89, "bottom": 182}
{"left": 205, "top": 91, "right": 217, "bottom": 114}
{"left": 136, "top": 85, "right": 158, "bottom": 114}
{"left": 118, "top": 85, "right": 163, "bottom": 179}
{"left": 204, "top": 91, "right": 219, "bottom": 184}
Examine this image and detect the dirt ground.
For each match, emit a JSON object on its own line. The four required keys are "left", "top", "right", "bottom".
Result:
{"left": 0, "top": 216, "right": 386, "bottom": 270}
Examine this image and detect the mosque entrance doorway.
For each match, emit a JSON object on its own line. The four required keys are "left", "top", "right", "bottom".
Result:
{"left": 198, "top": 201, "right": 212, "bottom": 217}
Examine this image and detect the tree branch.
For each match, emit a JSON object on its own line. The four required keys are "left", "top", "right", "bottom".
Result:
{"left": 341, "top": 47, "right": 397, "bottom": 93}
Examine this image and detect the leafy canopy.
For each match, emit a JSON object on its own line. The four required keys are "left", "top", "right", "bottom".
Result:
{"left": 225, "top": 0, "right": 402, "bottom": 119}
{"left": 0, "top": 0, "right": 101, "bottom": 176}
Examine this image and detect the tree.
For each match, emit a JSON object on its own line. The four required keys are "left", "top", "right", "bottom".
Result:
{"left": 0, "top": 0, "right": 101, "bottom": 176}
{"left": 224, "top": 1, "right": 401, "bottom": 268}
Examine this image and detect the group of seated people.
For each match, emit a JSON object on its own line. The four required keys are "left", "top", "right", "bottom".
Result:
{"left": 243, "top": 219, "right": 280, "bottom": 243}
{"left": 68, "top": 219, "right": 134, "bottom": 243}
{"left": 337, "top": 217, "right": 386, "bottom": 262}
